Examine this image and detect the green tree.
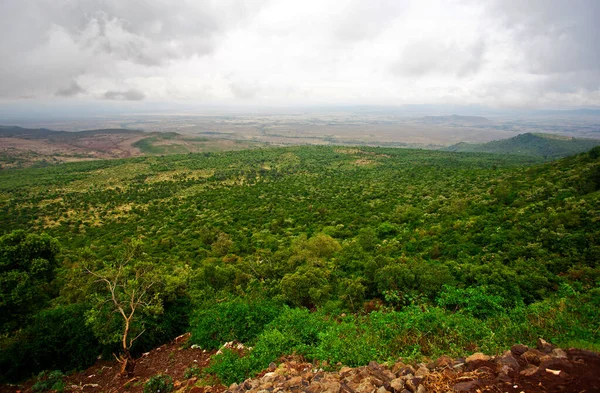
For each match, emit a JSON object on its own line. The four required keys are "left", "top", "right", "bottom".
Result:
{"left": 0, "top": 230, "right": 60, "bottom": 333}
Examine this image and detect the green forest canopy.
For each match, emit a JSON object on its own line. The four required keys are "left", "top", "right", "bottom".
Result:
{"left": 1, "top": 145, "right": 599, "bottom": 382}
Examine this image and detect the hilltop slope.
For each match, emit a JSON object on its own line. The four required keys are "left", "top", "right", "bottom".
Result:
{"left": 444, "top": 132, "right": 600, "bottom": 159}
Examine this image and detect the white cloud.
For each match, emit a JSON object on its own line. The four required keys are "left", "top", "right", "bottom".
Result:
{"left": 0, "top": 0, "right": 598, "bottom": 108}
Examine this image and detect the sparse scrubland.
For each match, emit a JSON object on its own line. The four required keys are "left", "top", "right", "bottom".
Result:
{"left": 1, "top": 145, "right": 599, "bottom": 387}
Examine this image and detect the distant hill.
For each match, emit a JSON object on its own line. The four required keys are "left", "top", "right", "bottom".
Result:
{"left": 419, "top": 114, "right": 492, "bottom": 125}
{"left": 444, "top": 132, "right": 600, "bottom": 159}
{"left": 0, "top": 126, "right": 143, "bottom": 140}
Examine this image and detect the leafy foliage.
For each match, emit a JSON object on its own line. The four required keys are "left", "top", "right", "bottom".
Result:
{"left": 31, "top": 370, "right": 65, "bottom": 393}
{"left": 143, "top": 374, "right": 174, "bottom": 393}
{"left": 1, "top": 145, "right": 599, "bottom": 381}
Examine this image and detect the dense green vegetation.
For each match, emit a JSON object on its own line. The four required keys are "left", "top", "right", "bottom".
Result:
{"left": 1, "top": 145, "right": 599, "bottom": 383}
{"left": 445, "top": 132, "right": 600, "bottom": 159}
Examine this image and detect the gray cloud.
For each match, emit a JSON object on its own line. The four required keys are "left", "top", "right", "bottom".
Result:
{"left": 491, "top": 0, "right": 600, "bottom": 74}
{"left": 390, "top": 40, "right": 486, "bottom": 78}
{"left": 0, "top": 0, "right": 264, "bottom": 99}
{"left": 56, "top": 81, "right": 86, "bottom": 97}
{"left": 333, "top": 0, "right": 407, "bottom": 43}
{"left": 0, "top": 0, "right": 598, "bottom": 108}
{"left": 103, "top": 89, "right": 145, "bottom": 101}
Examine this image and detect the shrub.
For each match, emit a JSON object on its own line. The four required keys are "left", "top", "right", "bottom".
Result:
{"left": 144, "top": 374, "right": 174, "bottom": 393}
{"left": 0, "top": 303, "right": 104, "bottom": 383}
{"left": 190, "top": 298, "right": 283, "bottom": 349}
{"left": 31, "top": 370, "right": 65, "bottom": 393}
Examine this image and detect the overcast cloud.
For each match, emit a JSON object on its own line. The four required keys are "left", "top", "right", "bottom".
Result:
{"left": 0, "top": 0, "right": 598, "bottom": 109}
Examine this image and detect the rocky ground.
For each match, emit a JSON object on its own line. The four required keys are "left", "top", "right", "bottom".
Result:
{"left": 2, "top": 337, "right": 599, "bottom": 393}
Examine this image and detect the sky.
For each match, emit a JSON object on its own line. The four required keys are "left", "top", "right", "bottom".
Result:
{"left": 0, "top": 0, "right": 599, "bottom": 113}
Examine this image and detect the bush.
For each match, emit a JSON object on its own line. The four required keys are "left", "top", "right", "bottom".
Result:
{"left": 0, "top": 303, "right": 104, "bottom": 383}
{"left": 31, "top": 370, "right": 65, "bottom": 393}
{"left": 437, "top": 285, "right": 506, "bottom": 319}
{"left": 144, "top": 374, "right": 174, "bottom": 393}
{"left": 190, "top": 298, "right": 283, "bottom": 349}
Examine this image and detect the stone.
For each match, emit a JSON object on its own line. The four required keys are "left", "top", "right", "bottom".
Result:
{"left": 355, "top": 381, "right": 376, "bottom": 393}
{"left": 321, "top": 381, "right": 342, "bottom": 393}
{"left": 466, "top": 352, "right": 491, "bottom": 364}
{"left": 497, "top": 351, "right": 520, "bottom": 373}
{"left": 537, "top": 338, "right": 555, "bottom": 354}
{"left": 433, "top": 355, "right": 453, "bottom": 369}
{"left": 339, "top": 367, "right": 353, "bottom": 377}
{"left": 539, "top": 358, "right": 573, "bottom": 372}
{"left": 382, "top": 370, "right": 396, "bottom": 381}
{"left": 521, "top": 349, "right": 543, "bottom": 365}
{"left": 416, "top": 385, "right": 427, "bottom": 393}
{"left": 404, "top": 377, "right": 423, "bottom": 392}
{"left": 306, "top": 383, "right": 322, "bottom": 393}
{"left": 414, "top": 366, "right": 429, "bottom": 378}
{"left": 389, "top": 378, "right": 405, "bottom": 391}
{"left": 377, "top": 386, "right": 390, "bottom": 393}
{"left": 552, "top": 348, "right": 568, "bottom": 359}
{"left": 393, "top": 364, "right": 414, "bottom": 377}
{"left": 510, "top": 344, "right": 529, "bottom": 357}
{"left": 370, "top": 377, "right": 385, "bottom": 387}
{"left": 262, "top": 372, "right": 277, "bottom": 383}
{"left": 453, "top": 380, "right": 480, "bottom": 392}
{"left": 286, "top": 376, "right": 304, "bottom": 388}
{"left": 520, "top": 365, "right": 539, "bottom": 377}
{"left": 268, "top": 362, "right": 277, "bottom": 372}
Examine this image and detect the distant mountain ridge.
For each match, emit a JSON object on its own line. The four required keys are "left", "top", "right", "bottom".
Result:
{"left": 419, "top": 114, "right": 493, "bottom": 125}
{"left": 444, "top": 132, "right": 600, "bottom": 159}
{"left": 0, "top": 125, "right": 143, "bottom": 140}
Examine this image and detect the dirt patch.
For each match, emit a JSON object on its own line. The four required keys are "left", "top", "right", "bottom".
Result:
{"left": 0, "top": 334, "right": 224, "bottom": 393}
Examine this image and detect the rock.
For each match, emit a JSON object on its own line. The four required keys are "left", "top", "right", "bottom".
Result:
{"left": 416, "top": 385, "right": 427, "bottom": 393}
{"left": 433, "top": 355, "right": 453, "bottom": 369}
{"left": 390, "top": 377, "right": 405, "bottom": 391}
{"left": 414, "top": 366, "right": 429, "bottom": 378}
{"left": 321, "top": 380, "right": 342, "bottom": 393}
{"left": 453, "top": 380, "right": 480, "bottom": 392}
{"left": 510, "top": 344, "right": 529, "bottom": 357}
{"left": 285, "top": 376, "right": 304, "bottom": 388}
{"left": 520, "top": 365, "right": 539, "bottom": 376}
{"left": 189, "top": 387, "right": 203, "bottom": 393}
{"left": 404, "top": 377, "right": 423, "bottom": 392}
{"left": 355, "top": 380, "right": 376, "bottom": 393}
{"left": 262, "top": 372, "right": 277, "bottom": 383}
{"left": 395, "top": 365, "right": 415, "bottom": 378}
{"left": 306, "top": 383, "right": 322, "bottom": 393}
{"left": 521, "top": 349, "right": 543, "bottom": 365}
{"left": 552, "top": 348, "right": 568, "bottom": 359}
{"left": 391, "top": 361, "right": 405, "bottom": 374}
{"left": 497, "top": 351, "right": 520, "bottom": 373}
{"left": 370, "top": 376, "right": 385, "bottom": 387}
{"left": 382, "top": 370, "right": 396, "bottom": 381}
{"left": 539, "top": 358, "right": 573, "bottom": 372}
{"left": 466, "top": 352, "right": 491, "bottom": 364}
{"left": 369, "top": 361, "right": 381, "bottom": 369}
{"left": 339, "top": 367, "right": 353, "bottom": 377}
{"left": 537, "top": 338, "right": 555, "bottom": 354}
{"left": 377, "top": 386, "right": 390, "bottom": 393}
{"left": 186, "top": 378, "right": 198, "bottom": 387}
{"left": 268, "top": 362, "right": 277, "bottom": 371}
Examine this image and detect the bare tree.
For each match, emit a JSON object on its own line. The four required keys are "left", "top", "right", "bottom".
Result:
{"left": 84, "top": 242, "right": 162, "bottom": 376}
